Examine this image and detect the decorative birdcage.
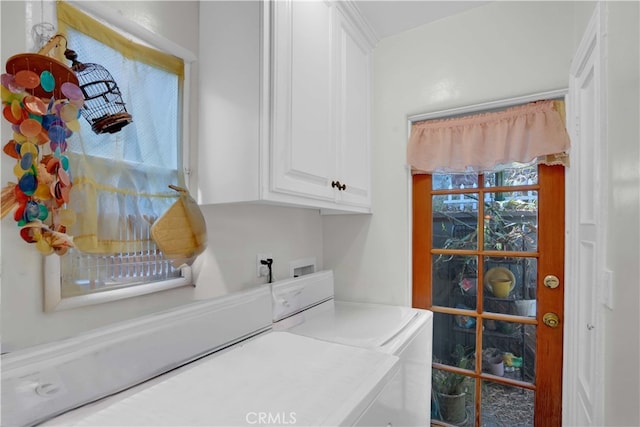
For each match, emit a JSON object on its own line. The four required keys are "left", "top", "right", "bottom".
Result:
{"left": 64, "top": 48, "right": 132, "bottom": 134}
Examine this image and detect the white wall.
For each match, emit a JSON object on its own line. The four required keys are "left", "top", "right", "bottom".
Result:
{"left": 603, "top": 2, "right": 640, "bottom": 425}
{"left": 2, "top": 0, "right": 637, "bottom": 423}
{"left": 323, "top": 1, "right": 639, "bottom": 425}
{"left": 0, "top": 1, "right": 323, "bottom": 351}
{"left": 324, "top": 1, "right": 578, "bottom": 305}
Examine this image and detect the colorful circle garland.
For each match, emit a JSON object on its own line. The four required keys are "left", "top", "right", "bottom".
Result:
{"left": 1, "top": 66, "right": 81, "bottom": 255}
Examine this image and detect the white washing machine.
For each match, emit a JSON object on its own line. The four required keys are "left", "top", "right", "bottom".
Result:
{"left": 39, "top": 331, "right": 398, "bottom": 427}
{"left": 4, "top": 285, "right": 402, "bottom": 427}
{"left": 271, "top": 270, "right": 433, "bottom": 426}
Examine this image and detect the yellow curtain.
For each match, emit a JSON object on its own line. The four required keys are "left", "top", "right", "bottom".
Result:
{"left": 408, "top": 100, "right": 570, "bottom": 174}
{"left": 68, "top": 153, "right": 179, "bottom": 254}
{"left": 56, "top": 1, "right": 184, "bottom": 255}
{"left": 56, "top": 1, "right": 184, "bottom": 78}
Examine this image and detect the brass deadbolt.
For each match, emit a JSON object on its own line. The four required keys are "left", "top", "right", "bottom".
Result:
{"left": 543, "top": 275, "right": 560, "bottom": 289}
{"left": 543, "top": 312, "right": 560, "bottom": 328}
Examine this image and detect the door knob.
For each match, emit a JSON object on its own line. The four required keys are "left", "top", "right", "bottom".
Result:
{"left": 542, "top": 312, "right": 560, "bottom": 328}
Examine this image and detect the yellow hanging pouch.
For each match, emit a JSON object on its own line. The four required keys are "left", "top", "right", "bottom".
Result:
{"left": 151, "top": 185, "right": 207, "bottom": 268}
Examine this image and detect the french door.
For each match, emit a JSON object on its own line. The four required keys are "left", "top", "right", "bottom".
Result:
{"left": 413, "top": 164, "right": 564, "bottom": 426}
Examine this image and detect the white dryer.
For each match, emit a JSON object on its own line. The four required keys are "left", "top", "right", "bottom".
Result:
{"left": 40, "top": 331, "right": 398, "bottom": 427}
{"left": 5, "top": 285, "right": 402, "bottom": 427}
{"left": 270, "top": 270, "right": 433, "bottom": 426}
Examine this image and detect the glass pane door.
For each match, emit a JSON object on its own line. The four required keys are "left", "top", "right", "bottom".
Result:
{"left": 429, "top": 165, "right": 540, "bottom": 427}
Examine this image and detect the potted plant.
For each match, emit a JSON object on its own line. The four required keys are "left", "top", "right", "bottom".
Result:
{"left": 432, "top": 345, "right": 471, "bottom": 425}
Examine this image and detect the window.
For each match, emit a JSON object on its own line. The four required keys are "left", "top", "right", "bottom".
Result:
{"left": 44, "top": 1, "right": 196, "bottom": 311}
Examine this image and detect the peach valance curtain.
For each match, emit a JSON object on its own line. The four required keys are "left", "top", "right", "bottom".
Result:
{"left": 408, "top": 100, "right": 570, "bottom": 174}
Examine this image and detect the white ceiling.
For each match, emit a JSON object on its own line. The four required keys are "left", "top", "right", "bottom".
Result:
{"left": 355, "top": 1, "right": 490, "bottom": 40}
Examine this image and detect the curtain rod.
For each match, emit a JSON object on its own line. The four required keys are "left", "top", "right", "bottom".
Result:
{"left": 408, "top": 88, "right": 568, "bottom": 123}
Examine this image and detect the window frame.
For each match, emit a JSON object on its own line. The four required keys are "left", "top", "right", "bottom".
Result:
{"left": 37, "top": 1, "right": 197, "bottom": 311}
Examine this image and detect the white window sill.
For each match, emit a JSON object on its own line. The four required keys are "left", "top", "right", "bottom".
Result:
{"left": 44, "top": 256, "right": 193, "bottom": 312}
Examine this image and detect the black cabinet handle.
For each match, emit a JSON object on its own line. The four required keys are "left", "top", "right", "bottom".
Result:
{"left": 331, "top": 180, "right": 347, "bottom": 191}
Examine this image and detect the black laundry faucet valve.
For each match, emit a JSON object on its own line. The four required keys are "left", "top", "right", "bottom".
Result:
{"left": 260, "top": 258, "right": 274, "bottom": 283}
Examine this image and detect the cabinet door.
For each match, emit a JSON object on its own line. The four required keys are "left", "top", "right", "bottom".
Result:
{"left": 271, "top": 0, "right": 336, "bottom": 201}
{"left": 198, "top": 1, "right": 262, "bottom": 205}
{"left": 334, "top": 9, "right": 372, "bottom": 209}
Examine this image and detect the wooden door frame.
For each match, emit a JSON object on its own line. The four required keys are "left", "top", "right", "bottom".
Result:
{"left": 536, "top": 164, "right": 566, "bottom": 425}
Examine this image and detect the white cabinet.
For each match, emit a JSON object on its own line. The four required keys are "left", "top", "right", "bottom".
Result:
{"left": 197, "top": 1, "right": 264, "bottom": 206}
{"left": 197, "top": 0, "right": 375, "bottom": 214}
{"left": 333, "top": 4, "right": 373, "bottom": 209}
{"left": 271, "top": 0, "right": 335, "bottom": 203}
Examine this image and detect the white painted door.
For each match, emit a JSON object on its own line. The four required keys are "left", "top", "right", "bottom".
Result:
{"left": 271, "top": 0, "right": 336, "bottom": 201}
{"left": 564, "top": 3, "right": 607, "bottom": 426}
{"left": 333, "top": 7, "right": 372, "bottom": 209}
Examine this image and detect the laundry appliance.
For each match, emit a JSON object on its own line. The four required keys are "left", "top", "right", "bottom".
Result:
{"left": 271, "top": 270, "right": 433, "bottom": 426}
{"left": 2, "top": 273, "right": 427, "bottom": 427}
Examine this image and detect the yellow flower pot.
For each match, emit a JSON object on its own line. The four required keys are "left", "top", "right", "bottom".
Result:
{"left": 490, "top": 279, "right": 514, "bottom": 298}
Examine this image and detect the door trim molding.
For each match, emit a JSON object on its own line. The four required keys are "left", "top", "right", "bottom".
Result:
{"left": 407, "top": 88, "right": 568, "bottom": 123}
